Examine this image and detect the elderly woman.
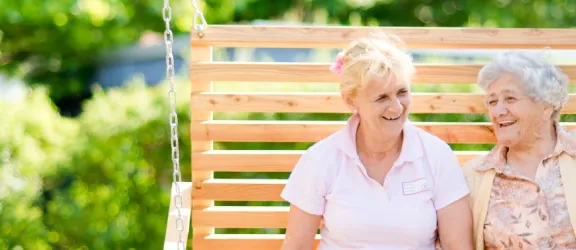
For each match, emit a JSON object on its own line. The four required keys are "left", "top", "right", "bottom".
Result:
{"left": 463, "top": 50, "right": 576, "bottom": 249}
{"left": 279, "top": 34, "right": 473, "bottom": 250}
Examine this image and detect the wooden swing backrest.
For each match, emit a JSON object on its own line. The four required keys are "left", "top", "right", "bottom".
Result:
{"left": 189, "top": 25, "right": 576, "bottom": 250}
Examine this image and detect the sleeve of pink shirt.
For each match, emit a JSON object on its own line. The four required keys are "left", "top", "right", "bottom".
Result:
{"left": 431, "top": 143, "right": 470, "bottom": 210}
{"left": 280, "top": 149, "right": 327, "bottom": 216}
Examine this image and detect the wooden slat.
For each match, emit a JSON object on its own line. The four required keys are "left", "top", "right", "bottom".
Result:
{"left": 193, "top": 179, "right": 284, "bottom": 201}
{"left": 193, "top": 150, "right": 303, "bottom": 172}
{"left": 191, "top": 62, "right": 576, "bottom": 84}
{"left": 192, "top": 150, "right": 487, "bottom": 172}
{"left": 191, "top": 63, "right": 479, "bottom": 83}
{"left": 192, "top": 92, "right": 576, "bottom": 114}
{"left": 192, "top": 25, "right": 576, "bottom": 49}
{"left": 193, "top": 206, "right": 289, "bottom": 228}
{"left": 194, "top": 234, "right": 320, "bottom": 250}
{"left": 193, "top": 121, "right": 576, "bottom": 143}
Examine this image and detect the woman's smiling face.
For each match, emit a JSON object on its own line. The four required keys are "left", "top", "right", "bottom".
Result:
{"left": 345, "top": 76, "right": 411, "bottom": 138}
{"left": 485, "top": 73, "right": 553, "bottom": 147}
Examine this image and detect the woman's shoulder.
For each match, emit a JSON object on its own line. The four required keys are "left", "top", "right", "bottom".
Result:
{"left": 462, "top": 156, "right": 486, "bottom": 177}
{"left": 286, "top": 133, "right": 345, "bottom": 196}
{"left": 460, "top": 155, "right": 492, "bottom": 196}
{"left": 302, "top": 133, "right": 341, "bottom": 159}
{"left": 295, "top": 133, "right": 345, "bottom": 172}
{"left": 557, "top": 125, "right": 576, "bottom": 153}
{"left": 412, "top": 124, "right": 484, "bottom": 177}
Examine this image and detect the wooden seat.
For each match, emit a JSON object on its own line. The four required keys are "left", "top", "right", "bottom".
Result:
{"left": 187, "top": 25, "right": 576, "bottom": 250}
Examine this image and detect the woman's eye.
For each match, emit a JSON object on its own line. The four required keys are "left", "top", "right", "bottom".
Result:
{"left": 506, "top": 97, "right": 516, "bottom": 102}
{"left": 488, "top": 100, "right": 497, "bottom": 106}
{"left": 375, "top": 94, "right": 388, "bottom": 101}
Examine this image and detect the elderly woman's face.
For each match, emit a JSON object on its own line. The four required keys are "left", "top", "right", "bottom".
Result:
{"left": 485, "top": 73, "right": 552, "bottom": 146}
{"left": 349, "top": 76, "right": 411, "bottom": 137}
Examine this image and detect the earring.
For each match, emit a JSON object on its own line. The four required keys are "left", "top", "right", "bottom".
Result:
{"left": 353, "top": 109, "right": 358, "bottom": 114}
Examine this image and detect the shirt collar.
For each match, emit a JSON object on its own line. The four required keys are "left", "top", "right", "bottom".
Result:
{"left": 475, "top": 122, "right": 576, "bottom": 172}
{"left": 335, "top": 113, "right": 423, "bottom": 164}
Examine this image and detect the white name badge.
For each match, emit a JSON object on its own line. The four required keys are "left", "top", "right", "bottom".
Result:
{"left": 402, "top": 178, "right": 430, "bottom": 195}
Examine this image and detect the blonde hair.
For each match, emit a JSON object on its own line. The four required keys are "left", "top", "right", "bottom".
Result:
{"left": 338, "top": 33, "right": 415, "bottom": 97}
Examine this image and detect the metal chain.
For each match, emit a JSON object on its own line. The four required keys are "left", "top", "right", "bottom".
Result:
{"left": 162, "top": 0, "right": 185, "bottom": 249}
{"left": 163, "top": 0, "right": 207, "bottom": 248}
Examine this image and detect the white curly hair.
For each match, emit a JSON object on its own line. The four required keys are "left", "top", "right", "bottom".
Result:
{"left": 477, "top": 50, "right": 569, "bottom": 120}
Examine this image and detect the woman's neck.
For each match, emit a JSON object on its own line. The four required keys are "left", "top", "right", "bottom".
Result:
{"left": 506, "top": 122, "right": 557, "bottom": 178}
{"left": 356, "top": 123, "right": 403, "bottom": 161}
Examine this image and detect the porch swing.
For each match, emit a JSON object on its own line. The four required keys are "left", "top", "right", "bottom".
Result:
{"left": 161, "top": 0, "right": 576, "bottom": 249}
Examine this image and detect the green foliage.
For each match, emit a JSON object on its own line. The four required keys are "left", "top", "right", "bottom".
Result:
{"left": 44, "top": 78, "right": 192, "bottom": 249}
{"left": 0, "top": 87, "right": 78, "bottom": 249}
{"left": 0, "top": 77, "right": 192, "bottom": 249}
{"left": 228, "top": 0, "right": 576, "bottom": 27}
{"left": 0, "top": 0, "right": 196, "bottom": 102}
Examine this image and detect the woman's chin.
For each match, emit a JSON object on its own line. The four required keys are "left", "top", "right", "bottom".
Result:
{"left": 495, "top": 135, "right": 518, "bottom": 147}
{"left": 379, "top": 119, "right": 404, "bottom": 135}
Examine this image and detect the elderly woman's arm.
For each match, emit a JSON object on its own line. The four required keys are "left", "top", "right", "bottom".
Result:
{"left": 437, "top": 196, "right": 474, "bottom": 250}
{"left": 281, "top": 205, "right": 322, "bottom": 250}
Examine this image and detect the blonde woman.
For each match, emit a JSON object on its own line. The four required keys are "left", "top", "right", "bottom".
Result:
{"left": 280, "top": 34, "right": 473, "bottom": 250}
{"left": 464, "top": 51, "right": 576, "bottom": 249}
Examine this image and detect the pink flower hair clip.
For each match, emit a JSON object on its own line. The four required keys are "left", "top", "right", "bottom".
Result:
{"left": 329, "top": 52, "right": 344, "bottom": 75}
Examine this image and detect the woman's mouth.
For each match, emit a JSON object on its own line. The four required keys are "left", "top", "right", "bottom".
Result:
{"left": 498, "top": 120, "right": 517, "bottom": 128}
{"left": 382, "top": 115, "right": 401, "bottom": 121}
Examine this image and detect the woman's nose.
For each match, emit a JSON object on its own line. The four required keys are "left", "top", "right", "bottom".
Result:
{"left": 491, "top": 102, "right": 508, "bottom": 116}
{"left": 388, "top": 98, "right": 403, "bottom": 114}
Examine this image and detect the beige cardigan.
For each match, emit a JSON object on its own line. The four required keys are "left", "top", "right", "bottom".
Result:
{"left": 463, "top": 153, "right": 576, "bottom": 250}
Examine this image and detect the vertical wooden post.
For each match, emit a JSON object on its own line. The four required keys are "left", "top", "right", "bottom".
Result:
{"left": 190, "top": 37, "right": 214, "bottom": 250}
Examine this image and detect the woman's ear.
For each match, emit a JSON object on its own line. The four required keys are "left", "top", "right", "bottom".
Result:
{"left": 341, "top": 92, "right": 357, "bottom": 114}
{"left": 543, "top": 105, "right": 556, "bottom": 121}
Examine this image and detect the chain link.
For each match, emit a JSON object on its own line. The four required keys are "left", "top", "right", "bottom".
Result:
{"left": 190, "top": 0, "right": 207, "bottom": 31}
{"left": 162, "top": 0, "right": 185, "bottom": 249}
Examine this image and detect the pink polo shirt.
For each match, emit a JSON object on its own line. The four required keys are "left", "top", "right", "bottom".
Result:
{"left": 281, "top": 114, "right": 469, "bottom": 250}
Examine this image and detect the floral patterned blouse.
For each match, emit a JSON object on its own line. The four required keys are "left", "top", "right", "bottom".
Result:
{"left": 475, "top": 123, "right": 576, "bottom": 250}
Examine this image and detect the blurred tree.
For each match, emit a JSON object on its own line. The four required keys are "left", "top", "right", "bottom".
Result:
{"left": 0, "top": 0, "right": 230, "bottom": 114}
{"left": 43, "top": 77, "right": 192, "bottom": 249}
{"left": 0, "top": 77, "right": 193, "bottom": 248}
{"left": 0, "top": 87, "right": 79, "bottom": 249}
{"left": 230, "top": 0, "right": 576, "bottom": 27}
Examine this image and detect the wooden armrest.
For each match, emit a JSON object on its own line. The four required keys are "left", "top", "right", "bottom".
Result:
{"left": 164, "top": 182, "right": 192, "bottom": 250}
